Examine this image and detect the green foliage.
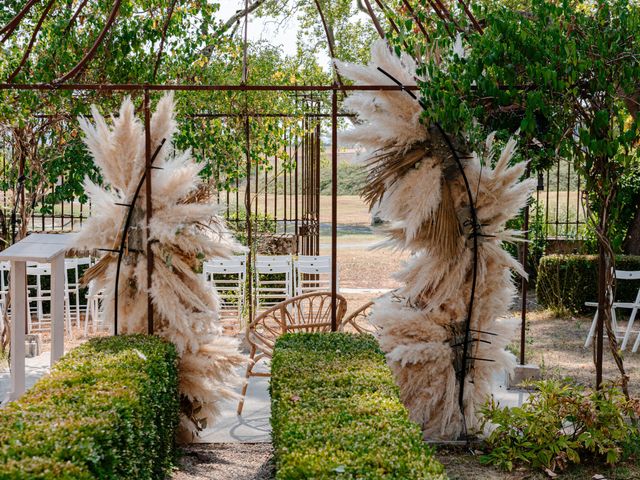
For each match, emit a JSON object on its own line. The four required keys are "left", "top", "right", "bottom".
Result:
{"left": 536, "top": 254, "right": 640, "bottom": 315}
{"left": 480, "top": 380, "right": 640, "bottom": 473}
{"left": 0, "top": 335, "right": 180, "bottom": 480}
{"left": 389, "top": 0, "right": 640, "bottom": 260}
{"left": 0, "top": 1, "right": 336, "bottom": 244}
{"left": 584, "top": 168, "right": 640, "bottom": 253}
{"left": 319, "top": 159, "right": 367, "bottom": 195}
{"left": 270, "top": 332, "right": 446, "bottom": 479}
{"left": 226, "top": 210, "right": 276, "bottom": 246}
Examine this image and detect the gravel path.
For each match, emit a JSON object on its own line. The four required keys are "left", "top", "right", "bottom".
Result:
{"left": 172, "top": 443, "right": 274, "bottom": 480}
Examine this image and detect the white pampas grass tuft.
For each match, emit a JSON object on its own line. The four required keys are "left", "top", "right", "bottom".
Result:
{"left": 74, "top": 94, "right": 244, "bottom": 441}
{"left": 339, "top": 42, "right": 534, "bottom": 439}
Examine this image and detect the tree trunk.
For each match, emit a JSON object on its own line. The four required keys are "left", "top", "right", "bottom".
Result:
{"left": 595, "top": 240, "right": 608, "bottom": 388}
{"left": 594, "top": 183, "right": 630, "bottom": 396}
{"left": 622, "top": 202, "right": 640, "bottom": 254}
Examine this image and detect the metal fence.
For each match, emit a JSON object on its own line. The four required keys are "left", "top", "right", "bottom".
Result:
{"left": 0, "top": 110, "right": 323, "bottom": 255}
{"left": 533, "top": 157, "right": 587, "bottom": 240}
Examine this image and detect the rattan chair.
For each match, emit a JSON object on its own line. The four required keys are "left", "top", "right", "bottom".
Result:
{"left": 237, "top": 291, "right": 347, "bottom": 415}
{"left": 343, "top": 301, "right": 378, "bottom": 334}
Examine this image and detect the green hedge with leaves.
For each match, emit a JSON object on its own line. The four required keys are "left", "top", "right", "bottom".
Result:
{"left": 536, "top": 255, "right": 640, "bottom": 315}
{"left": 270, "top": 332, "right": 446, "bottom": 479}
{"left": 0, "top": 334, "right": 179, "bottom": 480}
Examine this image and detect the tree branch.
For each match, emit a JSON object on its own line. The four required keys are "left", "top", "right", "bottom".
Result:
{"left": 215, "top": 0, "right": 268, "bottom": 37}
{"left": 152, "top": 0, "right": 178, "bottom": 81}
{"left": 0, "top": 0, "right": 40, "bottom": 42}
{"left": 6, "top": 0, "right": 57, "bottom": 83}
{"left": 312, "top": 0, "right": 345, "bottom": 92}
{"left": 54, "top": 0, "right": 123, "bottom": 83}
{"left": 357, "top": 0, "right": 385, "bottom": 39}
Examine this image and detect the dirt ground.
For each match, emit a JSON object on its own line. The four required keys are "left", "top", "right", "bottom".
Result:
{"left": 172, "top": 443, "right": 273, "bottom": 480}
{"left": 436, "top": 447, "right": 640, "bottom": 480}
{"left": 514, "top": 310, "right": 640, "bottom": 395}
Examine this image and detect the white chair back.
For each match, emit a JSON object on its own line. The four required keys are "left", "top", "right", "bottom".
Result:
{"left": 254, "top": 255, "right": 293, "bottom": 311}
{"left": 202, "top": 255, "right": 247, "bottom": 320}
{"left": 295, "top": 255, "right": 335, "bottom": 295}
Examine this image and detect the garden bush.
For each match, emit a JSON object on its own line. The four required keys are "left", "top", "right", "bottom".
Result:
{"left": 0, "top": 334, "right": 179, "bottom": 480}
{"left": 270, "top": 332, "right": 446, "bottom": 479}
{"left": 536, "top": 254, "right": 640, "bottom": 314}
{"left": 480, "top": 380, "right": 640, "bottom": 473}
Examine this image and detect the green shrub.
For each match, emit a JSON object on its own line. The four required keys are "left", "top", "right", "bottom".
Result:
{"left": 271, "top": 332, "right": 446, "bottom": 479}
{"left": 536, "top": 254, "right": 640, "bottom": 314}
{"left": 0, "top": 334, "right": 180, "bottom": 480}
{"left": 480, "top": 380, "right": 640, "bottom": 473}
{"left": 320, "top": 160, "right": 367, "bottom": 195}
{"left": 226, "top": 210, "right": 276, "bottom": 245}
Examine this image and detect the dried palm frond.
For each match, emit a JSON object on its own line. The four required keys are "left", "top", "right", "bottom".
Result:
{"left": 362, "top": 143, "right": 428, "bottom": 209}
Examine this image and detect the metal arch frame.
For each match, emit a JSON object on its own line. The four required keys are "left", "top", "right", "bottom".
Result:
{"left": 111, "top": 136, "right": 166, "bottom": 335}
{"left": 0, "top": 81, "right": 416, "bottom": 339}
{"left": 376, "top": 66, "right": 485, "bottom": 442}
{"left": 0, "top": 0, "right": 519, "bottom": 436}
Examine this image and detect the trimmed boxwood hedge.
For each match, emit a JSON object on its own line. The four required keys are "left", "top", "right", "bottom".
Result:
{"left": 271, "top": 332, "right": 446, "bottom": 479}
{"left": 536, "top": 254, "right": 640, "bottom": 314}
{"left": 0, "top": 334, "right": 179, "bottom": 480}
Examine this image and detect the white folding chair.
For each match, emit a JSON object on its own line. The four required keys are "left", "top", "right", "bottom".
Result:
{"left": 254, "top": 255, "right": 293, "bottom": 311}
{"left": 584, "top": 270, "right": 640, "bottom": 351}
{"left": 202, "top": 255, "right": 247, "bottom": 320}
{"left": 84, "top": 280, "right": 106, "bottom": 335}
{"left": 0, "top": 261, "right": 10, "bottom": 325}
{"left": 65, "top": 257, "right": 91, "bottom": 327}
{"left": 26, "top": 263, "right": 72, "bottom": 336}
{"left": 295, "top": 255, "right": 336, "bottom": 296}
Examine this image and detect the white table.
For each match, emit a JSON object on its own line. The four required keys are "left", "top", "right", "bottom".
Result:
{"left": 0, "top": 234, "right": 74, "bottom": 400}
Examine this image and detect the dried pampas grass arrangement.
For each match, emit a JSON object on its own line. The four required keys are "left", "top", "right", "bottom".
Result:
{"left": 74, "top": 94, "right": 244, "bottom": 441}
{"left": 337, "top": 41, "right": 535, "bottom": 439}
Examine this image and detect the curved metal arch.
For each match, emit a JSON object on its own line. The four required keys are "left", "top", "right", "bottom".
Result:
{"left": 376, "top": 66, "right": 486, "bottom": 441}
{"left": 112, "top": 137, "right": 166, "bottom": 334}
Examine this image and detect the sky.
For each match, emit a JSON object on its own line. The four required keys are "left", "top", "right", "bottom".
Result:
{"left": 216, "top": 1, "right": 331, "bottom": 67}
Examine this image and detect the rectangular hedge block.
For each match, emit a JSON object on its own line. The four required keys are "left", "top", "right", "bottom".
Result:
{"left": 0, "top": 334, "right": 179, "bottom": 480}
{"left": 271, "top": 332, "right": 446, "bottom": 479}
{"left": 536, "top": 254, "right": 640, "bottom": 314}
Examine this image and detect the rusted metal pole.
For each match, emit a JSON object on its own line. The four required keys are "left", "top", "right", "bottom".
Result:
{"left": 294, "top": 123, "right": 299, "bottom": 255}
{"left": 362, "top": 0, "right": 385, "bottom": 38}
{"left": 242, "top": 0, "right": 253, "bottom": 326}
{"left": 144, "top": 88, "right": 154, "bottom": 335}
{"left": 0, "top": 83, "right": 420, "bottom": 92}
{"left": 331, "top": 87, "right": 338, "bottom": 332}
{"left": 315, "top": 122, "right": 321, "bottom": 254}
{"left": 245, "top": 115, "right": 253, "bottom": 324}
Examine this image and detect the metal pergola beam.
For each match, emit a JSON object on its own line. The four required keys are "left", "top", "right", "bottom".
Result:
{"left": 0, "top": 83, "right": 418, "bottom": 92}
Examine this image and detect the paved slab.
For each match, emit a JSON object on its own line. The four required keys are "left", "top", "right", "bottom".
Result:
{"left": 0, "top": 351, "right": 50, "bottom": 404}
{"left": 492, "top": 383, "right": 529, "bottom": 408}
{"left": 196, "top": 365, "right": 271, "bottom": 444}
{"left": 340, "top": 287, "right": 392, "bottom": 295}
